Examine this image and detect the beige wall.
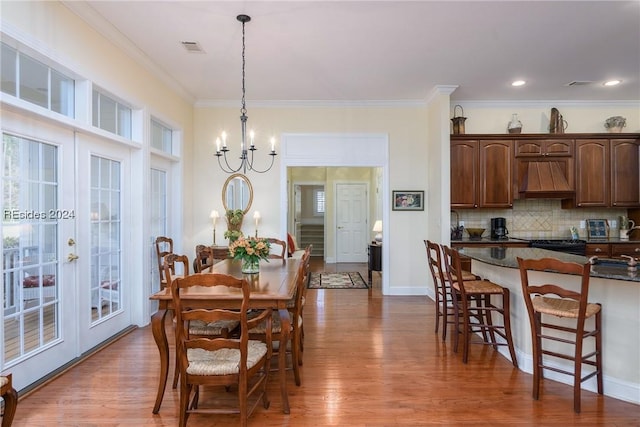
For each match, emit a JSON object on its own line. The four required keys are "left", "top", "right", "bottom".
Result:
{"left": 192, "top": 105, "right": 430, "bottom": 291}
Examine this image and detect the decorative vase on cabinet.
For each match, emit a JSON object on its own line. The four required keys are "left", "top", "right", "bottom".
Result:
{"left": 507, "top": 113, "right": 522, "bottom": 134}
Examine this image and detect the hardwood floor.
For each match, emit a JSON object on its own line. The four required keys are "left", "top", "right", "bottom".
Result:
{"left": 10, "top": 260, "right": 639, "bottom": 426}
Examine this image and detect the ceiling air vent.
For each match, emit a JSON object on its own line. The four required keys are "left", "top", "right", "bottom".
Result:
{"left": 565, "top": 81, "right": 595, "bottom": 86}
{"left": 181, "top": 41, "right": 205, "bottom": 53}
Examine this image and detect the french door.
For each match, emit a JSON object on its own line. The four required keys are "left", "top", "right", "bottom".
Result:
{"left": 76, "top": 134, "right": 132, "bottom": 350}
{"left": 2, "top": 111, "right": 132, "bottom": 390}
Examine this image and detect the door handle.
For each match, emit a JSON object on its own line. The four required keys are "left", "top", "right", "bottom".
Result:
{"left": 337, "top": 226, "right": 344, "bottom": 229}
{"left": 67, "top": 253, "right": 79, "bottom": 262}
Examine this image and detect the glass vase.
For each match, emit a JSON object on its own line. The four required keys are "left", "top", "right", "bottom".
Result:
{"left": 241, "top": 257, "right": 260, "bottom": 274}
{"left": 507, "top": 113, "right": 522, "bottom": 134}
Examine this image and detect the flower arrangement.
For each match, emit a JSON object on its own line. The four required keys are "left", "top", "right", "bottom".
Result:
{"left": 224, "top": 209, "right": 245, "bottom": 242}
{"left": 229, "top": 237, "right": 271, "bottom": 273}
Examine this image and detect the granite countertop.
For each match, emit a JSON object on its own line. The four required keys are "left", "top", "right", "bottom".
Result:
{"left": 459, "top": 247, "right": 640, "bottom": 283}
{"left": 452, "top": 236, "right": 640, "bottom": 244}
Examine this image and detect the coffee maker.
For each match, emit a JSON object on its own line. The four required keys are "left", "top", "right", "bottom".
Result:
{"left": 491, "top": 217, "right": 508, "bottom": 240}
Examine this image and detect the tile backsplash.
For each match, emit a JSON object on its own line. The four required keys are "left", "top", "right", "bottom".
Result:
{"left": 454, "top": 199, "right": 627, "bottom": 239}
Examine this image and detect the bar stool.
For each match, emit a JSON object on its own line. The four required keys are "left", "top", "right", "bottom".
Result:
{"left": 517, "top": 257, "right": 603, "bottom": 413}
{"left": 424, "top": 240, "right": 478, "bottom": 341}
{"left": 442, "top": 245, "right": 518, "bottom": 367}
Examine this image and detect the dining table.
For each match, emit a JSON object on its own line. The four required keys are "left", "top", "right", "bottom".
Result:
{"left": 148, "top": 257, "right": 300, "bottom": 414}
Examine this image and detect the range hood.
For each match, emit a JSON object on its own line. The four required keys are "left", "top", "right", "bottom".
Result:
{"left": 519, "top": 161, "right": 575, "bottom": 199}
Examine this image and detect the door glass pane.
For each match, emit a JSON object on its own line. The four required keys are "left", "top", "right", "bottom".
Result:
{"left": 2, "top": 134, "right": 60, "bottom": 363}
{"left": 90, "top": 155, "right": 121, "bottom": 321}
{"left": 150, "top": 168, "right": 167, "bottom": 295}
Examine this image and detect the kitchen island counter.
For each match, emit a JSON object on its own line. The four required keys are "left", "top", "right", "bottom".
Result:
{"left": 460, "top": 247, "right": 640, "bottom": 283}
{"left": 458, "top": 246, "right": 640, "bottom": 406}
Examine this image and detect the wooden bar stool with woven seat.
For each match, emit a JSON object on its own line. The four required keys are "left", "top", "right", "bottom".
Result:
{"left": 424, "top": 240, "right": 479, "bottom": 341}
{"left": 442, "top": 245, "right": 518, "bottom": 367}
{"left": 517, "top": 257, "right": 603, "bottom": 413}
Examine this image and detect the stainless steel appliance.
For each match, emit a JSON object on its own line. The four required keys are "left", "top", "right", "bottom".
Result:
{"left": 490, "top": 217, "right": 508, "bottom": 240}
{"left": 529, "top": 239, "right": 586, "bottom": 256}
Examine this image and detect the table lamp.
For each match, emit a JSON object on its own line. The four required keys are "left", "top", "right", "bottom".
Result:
{"left": 372, "top": 220, "right": 383, "bottom": 243}
{"left": 210, "top": 210, "right": 219, "bottom": 245}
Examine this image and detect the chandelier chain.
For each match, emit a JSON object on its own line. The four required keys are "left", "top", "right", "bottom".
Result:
{"left": 240, "top": 18, "right": 247, "bottom": 116}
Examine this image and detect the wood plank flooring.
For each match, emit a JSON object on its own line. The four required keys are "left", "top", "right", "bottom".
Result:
{"left": 9, "top": 260, "right": 640, "bottom": 426}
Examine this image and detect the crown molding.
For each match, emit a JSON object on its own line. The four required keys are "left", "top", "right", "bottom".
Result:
{"left": 62, "top": 1, "right": 195, "bottom": 104}
{"left": 195, "top": 99, "right": 428, "bottom": 109}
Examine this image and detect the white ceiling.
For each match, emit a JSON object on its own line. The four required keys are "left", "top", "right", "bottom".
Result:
{"left": 66, "top": 1, "right": 640, "bottom": 104}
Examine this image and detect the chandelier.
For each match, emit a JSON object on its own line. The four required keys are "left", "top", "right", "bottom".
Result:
{"left": 215, "top": 14, "right": 277, "bottom": 174}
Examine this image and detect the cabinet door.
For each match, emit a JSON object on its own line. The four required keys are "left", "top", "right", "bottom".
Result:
{"left": 479, "top": 140, "right": 512, "bottom": 208}
{"left": 610, "top": 138, "right": 640, "bottom": 207}
{"left": 515, "top": 139, "right": 572, "bottom": 157}
{"left": 575, "top": 139, "right": 609, "bottom": 207}
{"left": 451, "top": 140, "right": 479, "bottom": 208}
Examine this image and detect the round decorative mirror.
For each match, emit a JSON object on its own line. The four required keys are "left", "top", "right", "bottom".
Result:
{"left": 222, "top": 173, "right": 253, "bottom": 214}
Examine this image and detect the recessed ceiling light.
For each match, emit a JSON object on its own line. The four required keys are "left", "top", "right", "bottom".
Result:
{"left": 512, "top": 80, "right": 526, "bottom": 87}
{"left": 604, "top": 80, "right": 621, "bottom": 86}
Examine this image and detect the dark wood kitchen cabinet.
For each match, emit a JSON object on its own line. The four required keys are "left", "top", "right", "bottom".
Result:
{"left": 451, "top": 138, "right": 512, "bottom": 209}
{"left": 610, "top": 138, "right": 640, "bottom": 207}
{"left": 574, "top": 137, "right": 640, "bottom": 208}
{"left": 514, "top": 139, "right": 573, "bottom": 157}
{"left": 574, "top": 139, "right": 609, "bottom": 207}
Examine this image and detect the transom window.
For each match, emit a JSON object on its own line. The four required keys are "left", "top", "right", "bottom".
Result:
{"left": 1, "top": 42, "right": 75, "bottom": 117}
{"left": 92, "top": 89, "right": 132, "bottom": 139}
{"left": 150, "top": 118, "right": 173, "bottom": 154}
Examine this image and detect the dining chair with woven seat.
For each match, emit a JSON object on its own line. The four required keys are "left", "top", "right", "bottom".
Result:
{"left": 425, "top": 240, "right": 479, "bottom": 341}
{"left": 249, "top": 245, "right": 311, "bottom": 386}
{"left": 1, "top": 373, "right": 17, "bottom": 427}
{"left": 265, "top": 238, "right": 287, "bottom": 259}
{"left": 164, "top": 254, "right": 241, "bottom": 389}
{"left": 172, "top": 273, "right": 273, "bottom": 427}
{"left": 517, "top": 257, "right": 603, "bottom": 413}
{"left": 155, "top": 236, "right": 173, "bottom": 289}
{"left": 442, "top": 245, "right": 518, "bottom": 367}
{"left": 193, "top": 245, "right": 214, "bottom": 273}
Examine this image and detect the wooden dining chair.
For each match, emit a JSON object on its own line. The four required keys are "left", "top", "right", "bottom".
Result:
{"left": 172, "top": 273, "right": 273, "bottom": 427}
{"left": 424, "top": 240, "right": 479, "bottom": 341}
{"left": 1, "top": 373, "right": 17, "bottom": 427}
{"left": 265, "top": 238, "right": 287, "bottom": 259}
{"left": 165, "top": 254, "right": 241, "bottom": 388}
{"left": 517, "top": 257, "right": 603, "bottom": 413}
{"left": 193, "top": 245, "right": 214, "bottom": 273}
{"left": 249, "top": 246, "right": 311, "bottom": 386}
{"left": 442, "top": 245, "right": 518, "bottom": 367}
{"left": 155, "top": 236, "right": 173, "bottom": 289}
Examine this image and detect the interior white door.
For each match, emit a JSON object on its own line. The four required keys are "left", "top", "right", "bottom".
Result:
{"left": 76, "top": 135, "right": 132, "bottom": 352}
{"left": 2, "top": 122, "right": 78, "bottom": 391}
{"left": 335, "top": 183, "right": 368, "bottom": 263}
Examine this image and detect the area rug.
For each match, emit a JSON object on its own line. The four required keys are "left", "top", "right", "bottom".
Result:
{"left": 307, "top": 272, "right": 368, "bottom": 289}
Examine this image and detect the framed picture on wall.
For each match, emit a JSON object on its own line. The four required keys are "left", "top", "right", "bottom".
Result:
{"left": 586, "top": 219, "right": 609, "bottom": 239}
{"left": 392, "top": 190, "right": 424, "bottom": 211}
